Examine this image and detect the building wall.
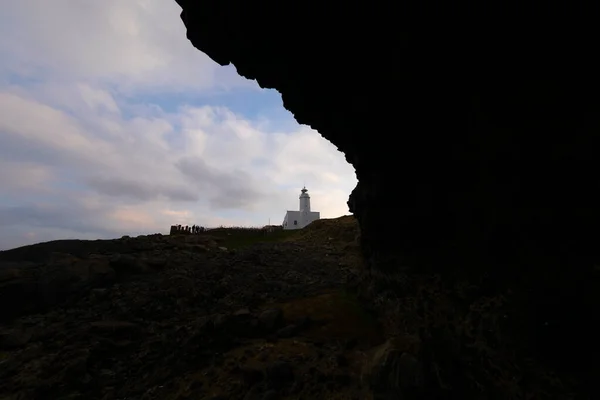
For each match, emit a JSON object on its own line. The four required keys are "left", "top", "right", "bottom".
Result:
{"left": 283, "top": 210, "right": 320, "bottom": 230}
{"left": 303, "top": 211, "right": 320, "bottom": 227}
{"left": 300, "top": 195, "right": 311, "bottom": 212}
{"left": 283, "top": 211, "right": 302, "bottom": 230}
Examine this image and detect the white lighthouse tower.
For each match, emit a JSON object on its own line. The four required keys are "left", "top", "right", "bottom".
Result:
{"left": 299, "top": 186, "right": 311, "bottom": 212}
{"left": 282, "top": 186, "right": 320, "bottom": 230}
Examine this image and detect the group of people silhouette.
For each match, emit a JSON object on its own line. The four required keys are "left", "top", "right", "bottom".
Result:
{"left": 170, "top": 224, "right": 205, "bottom": 235}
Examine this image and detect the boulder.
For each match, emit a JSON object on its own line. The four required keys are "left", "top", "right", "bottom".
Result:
{"left": 258, "top": 308, "right": 283, "bottom": 332}
{"left": 362, "top": 337, "right": 423, "bottom": 397}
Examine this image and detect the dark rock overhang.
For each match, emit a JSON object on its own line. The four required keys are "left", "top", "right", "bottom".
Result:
{"left": 175, "top": 1, "right": 599, "bottom": 393}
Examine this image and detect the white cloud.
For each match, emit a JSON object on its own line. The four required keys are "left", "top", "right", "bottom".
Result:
{"left": 0, "top": 0, "right": 357, "bottom": 250}
{"left": 77, "top": 84, "right": 121, "bottom": 114}
{"left": 0, "top": 160, "right": 57, "bottom": 195}
{"left": 0, "top": 0, "right": 253, "bottom": 93}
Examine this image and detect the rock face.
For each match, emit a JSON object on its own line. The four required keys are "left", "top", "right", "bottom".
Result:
{"left": 175, "top": 0, "right": 599, "bottom": 394}
{"left": 176, "top": 0, "right": 598, "bottom": 272}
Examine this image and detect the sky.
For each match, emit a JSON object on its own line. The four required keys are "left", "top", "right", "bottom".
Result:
{"left": 0, "top": 0, "right": 357, "bottom": 251}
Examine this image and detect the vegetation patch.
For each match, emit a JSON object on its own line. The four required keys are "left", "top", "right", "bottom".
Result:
{"left": 201, "top": 227, "right": 300, "bottom": 249}
{"left": 274, "top": 289, "right": 383, "bottom": 347}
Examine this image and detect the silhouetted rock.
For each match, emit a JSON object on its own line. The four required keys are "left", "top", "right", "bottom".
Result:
{"left": 258, "top": 308, "right": 283, "bottom": 332}
{"left": 176, "top": 1, "right": 599, "bottom": 397}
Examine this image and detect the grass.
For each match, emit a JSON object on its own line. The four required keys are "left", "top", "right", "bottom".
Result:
{"left": 273, "top": 288, "right": 383, "bottom": 346}
{"left": 187, "top": 216, "right": 360, "bottom": 250}
{"left": 197, "top": 226, "right": 301, "bottom": 249}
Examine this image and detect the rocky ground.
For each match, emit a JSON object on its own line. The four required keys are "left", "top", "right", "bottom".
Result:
{"left": 0, "top": 216, "right": 589, "bottom": 400}
{"left": 0, "top": 217, "right": 394, "bottom": 400}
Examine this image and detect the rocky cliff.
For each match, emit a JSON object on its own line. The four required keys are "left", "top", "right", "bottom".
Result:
{"left": 175, "top": 1, "right": 599, "bottom": 396}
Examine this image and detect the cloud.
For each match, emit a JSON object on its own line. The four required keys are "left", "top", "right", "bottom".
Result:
{"left": 175, "top": 156, "right": 264, "bottom": 209}
{"left": 0, "top": 0, "right": 357, "bottom": 251}
{"left": 0, "top": 160, "right": 57, "bottom": 195}
{"left": 0, "top": 0, "right": 253, "bottom": 93}
{"left": 86, "top": 175, "right": 199, "bottom": 202}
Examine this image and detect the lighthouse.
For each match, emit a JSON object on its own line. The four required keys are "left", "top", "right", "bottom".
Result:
{"left": 299, "top": 186, "right": 311, "bottom": 212}
{"left": 282, "top": 187, "right": 321, "bottom": 230}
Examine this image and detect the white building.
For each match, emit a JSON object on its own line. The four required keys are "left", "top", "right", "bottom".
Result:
{"left": 282, "top": 187, "right": 320, "bottom": 230}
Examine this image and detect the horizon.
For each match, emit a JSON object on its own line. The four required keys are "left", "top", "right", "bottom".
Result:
{"left": 0, "top": 214, "right": 354, "bottom": 252}
{"left": 0, "top": 1, "right": 357, "bottom": 251}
